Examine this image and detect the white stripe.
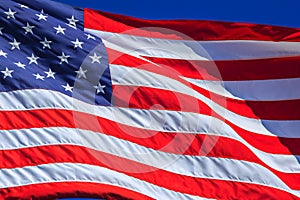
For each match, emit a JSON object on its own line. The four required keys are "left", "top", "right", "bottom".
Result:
{"left": 0, "top": 89, "right": 299, "bottom": 173}
{"left": 182, "top": 77, "right": 300, "bottom": 101}
{"left": 0, "top": 88, "right": 298, "bottom": 139}
{"left": 110, "top": 64, "right": 300, "bottom": 138}
{"left": 0, "top": 127, "right": 298, "bottom": 195}
{"left": 85, "top": 28, "right": 300, "bottom": 61}
{"left": 0, "top": 162, "right": 209, "bottom": 200}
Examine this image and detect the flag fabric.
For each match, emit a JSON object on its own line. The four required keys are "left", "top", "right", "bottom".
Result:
{"left": 0, "top": 0, "right": 300, "bottom": 199}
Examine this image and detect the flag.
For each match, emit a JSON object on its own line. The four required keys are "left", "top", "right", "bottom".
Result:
{"left": 0, "top": 0, "right": 300, "bottom": 199}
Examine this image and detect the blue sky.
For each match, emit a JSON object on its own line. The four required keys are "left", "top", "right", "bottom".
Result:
{"left": 53, "top": 0, "right": 299, "bottom": 200}
{"left": 54, "top": 0, "right": 300, "bottom": 28}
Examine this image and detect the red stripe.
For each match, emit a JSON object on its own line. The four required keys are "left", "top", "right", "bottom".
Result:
{"left": 108, "top": 48, "right": 300, "bottom": 120}
{"left": 1, "top": 109, "right": 300, "bottom": 189}
{"left": 113, "top": 84, "right": 300, "bottom": 120}
{"left": 85, "top": 8, "right": 300, "bottom": 41}
{"left": 0, "top": 181, "right": 153, "bottom": 200}
{"left": 0, "top": 145, "right": 299, "bottom": 199}
{"left": 0, "top": 109, "right": 298, "bottom": 155}
{"left": 113, "top": 85, "right": 212, "bottom": 115}
{"left": 113, "top": 82, "right": 300, "bottom": 155}
{"left": 108, "top": 44, "right": 300, "bottom": 82}
{"left": 144, "top": 56, "right": 300, "bottom": 81}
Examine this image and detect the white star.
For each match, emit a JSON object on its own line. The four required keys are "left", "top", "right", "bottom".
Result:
{"left": 4, "top": 8, "right": 17, "bottom": 19}
{"left": 93, "top": 83, "right": 106, "bottom": 94}
{"left": 85, "top": 33, "right": 96, "bottom": 40}
{"left": 36, "top": 10, "right": 48, "bottom": 21}
{"left": 62, "top": 83, "right": 73, "bottom": 92}
{"left": 44, "top": 68, "right": 56, "bottom": 79}
{"left": 9, "top": 38, "right": 21, "bottom": 50}
{"left": 14, "top": 62, "right": 26, "bottom": 69}
{"left": 89, "top": 52, "right": 102, "bottom": 63}
{"left": 40, "top": 37, "right": 52, "bottom": 49}
{"left": 0, "top": 27, "right": 3, "bottom": 35}
{"left": 71, "top": 38, "right": 84, "bottom": 49}
{"left": 57, "top": 52, "right": 70, "bottom": 64}
{"left": 1, "top": 67, "right": 14, "bottom": 79}
{"left": 54, "top": 25, "right": 66, "bottom": 35}
{"left": 19, "top": 4, "right": 29, "bottom": 9}
{"left": 33, "top": 73, "right": 45, "bottom": 80}
{"left": 0, "top": 50, "right": 7, "bottom": 58}
{"left": 27, "top": 53, "right": 39, "bottom": 65}
{"left": 22, "top": 23, "right": 34, "bottom": 34}
{"left": 66, "top": 15, "right": 78, "bottom": 29}
{"left": 75, "top": 67, "right": 87, "bottom": 79}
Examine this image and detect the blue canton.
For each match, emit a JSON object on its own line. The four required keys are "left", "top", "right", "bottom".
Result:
{"left": 0, "top": 0, "right": 112, "bottom": 106}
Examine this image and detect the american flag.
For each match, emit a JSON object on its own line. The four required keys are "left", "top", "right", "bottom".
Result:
{"left": 0, "top": 0, "right": 300, "bottom": 199}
